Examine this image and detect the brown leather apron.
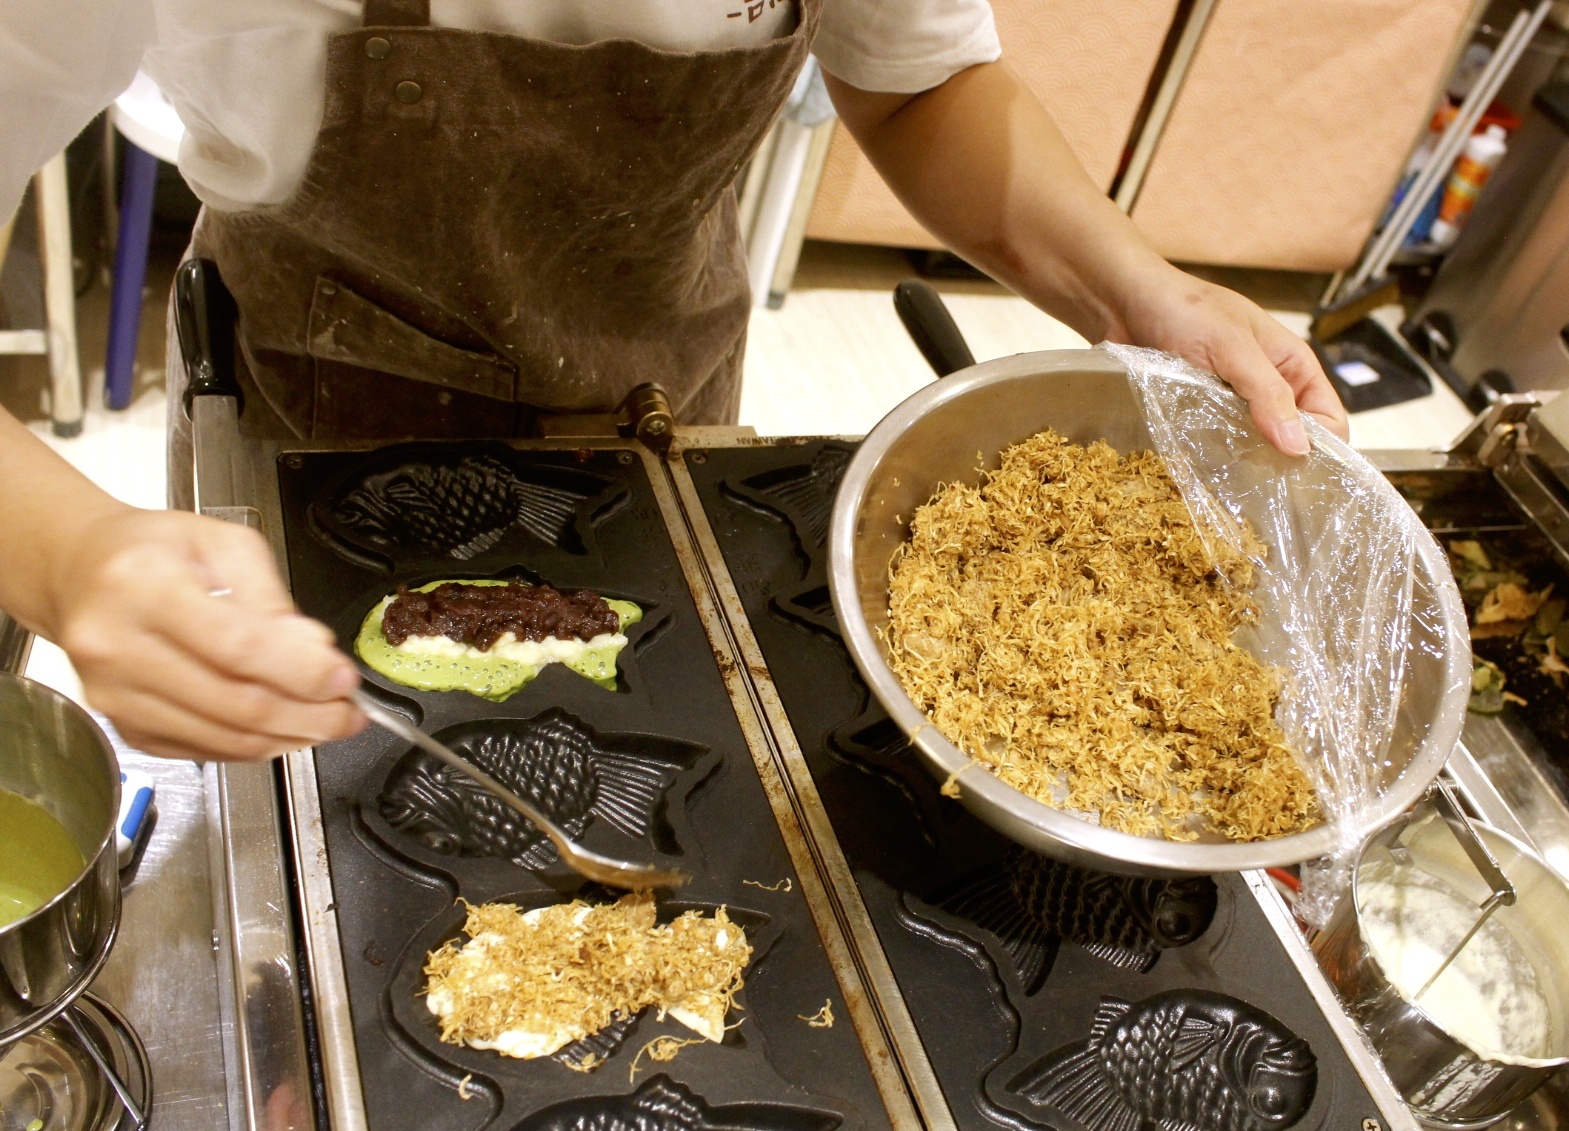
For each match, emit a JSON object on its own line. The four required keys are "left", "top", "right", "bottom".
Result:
{"left": 169, "top": 0, "right": 816, "bottom": 504}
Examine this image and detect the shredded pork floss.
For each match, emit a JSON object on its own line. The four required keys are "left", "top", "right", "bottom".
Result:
{"left": 887, "top": 430, "right": 1318, "bottom": 841}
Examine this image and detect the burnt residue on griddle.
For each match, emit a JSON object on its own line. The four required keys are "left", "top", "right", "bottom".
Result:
{"left": 381, "top": 581, "right": 622, "bottom": 649}
{"left": 1008, "top": 990, "right": 1316, "bottom": 1131}
{"left": 379, "top": 710, "right": 703, "bottom": 870}
{"left": 514, "top": 1076, "right": 841, "bottom": 1131}
{"left": 908, "top": 849, "right": 1218, "bottom": 993}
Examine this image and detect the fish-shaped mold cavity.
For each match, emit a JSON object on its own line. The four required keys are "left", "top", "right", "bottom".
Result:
{"left": 1007, "top": 990, "right": 1317, "bottom": 1131}
{"left": 379, "top": 710, "right": 704, "bottom": 870}
{"left": 312, "top": 449, "right": 622, "bottom": 564}
{"left": 723, "top": 445, "right": 853, "bottom": 639}
{"left": 827, "top": 711, "right": 945, "bottom": 849}
{"left": 727, "top": 444, "right": 853, "bottom": 553}
{"left": 511, "top": 1076, "right": 842, "bottom": 1131}
{"left": 912, "top": 848, "right": 1217, "bottom": 992}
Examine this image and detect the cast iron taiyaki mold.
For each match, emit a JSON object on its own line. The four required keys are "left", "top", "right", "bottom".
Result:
{"left": 685, "top": 441, "right": 1399, "bottom": 1131}
{"left": 909, "top": 849, "right": 1218, "bottom": 992}
{"left": 517, "top": 1076, "right": 840, "bottom": 1131}
{"left": 308, "top": 443, "right": 625, "bottom": 567}
{"left": 1007, "top": 990, "right": 1317, "bottom": 1131}
{"left": 378, "top": 709, "right": 706, "bottom": 870}
{"left": 277, "top": 444, "right": 891, "bottom": 1131}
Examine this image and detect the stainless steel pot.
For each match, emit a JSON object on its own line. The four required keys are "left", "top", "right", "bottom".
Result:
{"left": 1315, "top": 803, "right": 1569, "bottom": 1128}
{"left": 827, "top": 349, "right": 1469, "bottom": 875}
{"left": 0, "top": 673, "right": 121, "bottom": 1044}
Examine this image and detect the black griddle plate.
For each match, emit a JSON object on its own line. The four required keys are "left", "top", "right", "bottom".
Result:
{"left": 277, "top": 442, "right": 890, "bottom": 1131}
{"left": 685, "top": 441, "right": 1391, "bottom": 1131}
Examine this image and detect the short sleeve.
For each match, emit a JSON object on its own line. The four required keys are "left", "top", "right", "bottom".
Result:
{"left": 0, "top": 0, "right": 153, "bottom": 222}
{"left": 813, "top": 0, "right": 1001, "bottom": 94}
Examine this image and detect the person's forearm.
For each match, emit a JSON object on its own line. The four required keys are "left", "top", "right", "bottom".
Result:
{"left": 825, "top": 62, "right": 1172, "bottom": 343}
{"left": 0, "top": 407, "right": 130, "bottom": 636}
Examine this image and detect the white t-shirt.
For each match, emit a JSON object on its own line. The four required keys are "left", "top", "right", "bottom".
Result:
{"left": 1, "top": 0, "right": 999, "bottom": 217}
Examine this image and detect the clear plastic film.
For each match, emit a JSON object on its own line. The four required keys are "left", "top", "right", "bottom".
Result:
{"left": 1102, "top": 343, "right": 1471, "bottom": 924}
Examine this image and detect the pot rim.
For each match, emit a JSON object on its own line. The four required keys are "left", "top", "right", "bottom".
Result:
{"left": 0, "top": 672, "right": 121, "bottom": 938}
{"left": 1350, "top": 807, "right": 1569, "bottom": 1070}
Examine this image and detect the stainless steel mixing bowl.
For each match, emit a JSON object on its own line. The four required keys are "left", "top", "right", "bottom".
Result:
{"left": 827, "top": 349, "right": 1469, "bottom": 875}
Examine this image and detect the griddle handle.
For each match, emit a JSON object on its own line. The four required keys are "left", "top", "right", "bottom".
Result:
{"left": 895, "top": 279, "right": 976, "bottom": 378}
{"left": 177, "top": 258, "right": 243, "bottom": 417}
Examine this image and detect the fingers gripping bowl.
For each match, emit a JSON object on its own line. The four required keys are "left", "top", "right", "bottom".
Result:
{"left": 827, "top": 348, "right": 1471, "bottom": 877}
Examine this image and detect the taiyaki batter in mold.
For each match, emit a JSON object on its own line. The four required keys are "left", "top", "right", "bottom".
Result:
{"left": 357, "top": 579, "right": 642, "bottom": 700}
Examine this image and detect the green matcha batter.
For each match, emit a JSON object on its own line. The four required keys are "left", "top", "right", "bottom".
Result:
{"left": 0, "top": 789, "right": 86, "bottom": 928}
{"left": 356, "top": 579, "right": 641, "bottom": 701}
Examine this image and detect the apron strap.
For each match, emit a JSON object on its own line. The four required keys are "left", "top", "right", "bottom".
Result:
{"left": 364, "top": 0, "right": 430, "bottom": 27}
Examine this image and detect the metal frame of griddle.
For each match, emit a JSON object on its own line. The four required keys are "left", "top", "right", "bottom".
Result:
{"left": 191, "top": 383, "right": 1569, "bottom": 1131}
{"left": 191, "top": 404, "right": 924, "bottom": 1131}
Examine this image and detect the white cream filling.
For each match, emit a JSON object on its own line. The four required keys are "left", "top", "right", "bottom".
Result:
{"left": 396, "top": 630, "right": 625, "bottom": 666}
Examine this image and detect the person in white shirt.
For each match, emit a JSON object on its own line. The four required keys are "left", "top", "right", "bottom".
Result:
{"left": 0, "top": 0, "right": 1347, "bottom": 763}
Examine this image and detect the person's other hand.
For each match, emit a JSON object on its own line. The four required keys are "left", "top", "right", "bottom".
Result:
{"left": 44, "top": 506, "right": 364, "bottom": 761}
{"left": 1107, "top": 263, "right": 1350, "bottom": 456}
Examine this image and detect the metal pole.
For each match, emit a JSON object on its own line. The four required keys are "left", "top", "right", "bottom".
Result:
{"left": 35, "top": 153, "right": 84, "bottom": 437}
{"left": 1115, "top": 0, "right": 1220, "bottom": 213}
{"left": 1343, "top": 1, "right": 1552, "bottom": 298}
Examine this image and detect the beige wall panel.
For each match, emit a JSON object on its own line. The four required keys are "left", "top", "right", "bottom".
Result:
{"left": 1132, "top": 0, "right": 1473, "bottom": 272}
{"left": 807, "top": 0, "right": 1181, "bottom": 248}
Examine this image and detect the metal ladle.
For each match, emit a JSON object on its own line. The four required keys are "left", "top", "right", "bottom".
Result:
{"left": 351, "top": 691, "right": 689, "bottom": 891}
{"left": 1404, "top": 778, "right": 1517, "bottom": 1000}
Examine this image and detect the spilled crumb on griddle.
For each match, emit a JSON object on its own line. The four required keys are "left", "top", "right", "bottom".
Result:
{"left": 423, "top": 894, "right": 751, "bottom": 1062}
{"left": 629, "top": 1035, "right": 705, "bottom": 1082}
{"left": 798, "top": 1000, "right": 834, "bottom": 1028}
{"left": 741, "top": 877, "right": 792, "bottom": 893}
{"left": 886, "top": 429, "right": 1318, "bottom": 842}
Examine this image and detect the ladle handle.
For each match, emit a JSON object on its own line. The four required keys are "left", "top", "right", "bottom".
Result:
{"left": 1433, "top": 777, "right": 1516, "bottom": 907}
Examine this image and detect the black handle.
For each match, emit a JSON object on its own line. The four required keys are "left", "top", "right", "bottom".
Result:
{"left": 894, "top": 279, "right": 976, "bottom": 378}
{"left": 176, "top": 258, "right": 242, "bottom": 417}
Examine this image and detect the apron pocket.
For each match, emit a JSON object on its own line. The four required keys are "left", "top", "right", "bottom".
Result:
{"left": 307, "top": 275, "right": 517, "bottom": 400}
{"left": 307, "top": 275, "right": 524, "bottom": 439}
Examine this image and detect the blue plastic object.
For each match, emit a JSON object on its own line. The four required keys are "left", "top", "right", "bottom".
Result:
{"left": 104, "top": 142, "right": 162, "bottom": 411}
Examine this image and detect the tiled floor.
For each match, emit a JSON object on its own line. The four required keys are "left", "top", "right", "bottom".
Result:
{"left": 6, "top": 238, "right": 1476, "bottom": 702}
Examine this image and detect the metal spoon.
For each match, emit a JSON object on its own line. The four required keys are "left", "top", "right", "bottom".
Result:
{"left": 350, "top": 690, "right": 689, "bottom": 890}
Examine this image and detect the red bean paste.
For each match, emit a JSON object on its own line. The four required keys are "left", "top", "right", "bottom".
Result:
{"left": 381, "top": 582, "right": 621, "bottom": 651}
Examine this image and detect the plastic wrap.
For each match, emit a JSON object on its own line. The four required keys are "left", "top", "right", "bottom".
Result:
{"left": 1103, "top": 343, "right": 1470, "bottom": 923}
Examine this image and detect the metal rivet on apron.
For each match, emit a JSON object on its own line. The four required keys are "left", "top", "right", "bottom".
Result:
{"left": 436, "top": 390, "right": 452, "bottom": 406}
{"left": 320, "top": 281, "right": 337, "bottom": 296}
{"left": 364, "top": 37, "right": 391, "bottom": 60}
{"left": 395, "top": 80, "right": 423, "bottom": 104}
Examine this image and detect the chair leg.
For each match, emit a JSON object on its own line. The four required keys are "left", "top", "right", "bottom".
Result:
{"left": 36, "top": 154, "right": 84, "bottom": 438}
{"left": 105, "top": 143, "right": 161, "bottom": 412}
